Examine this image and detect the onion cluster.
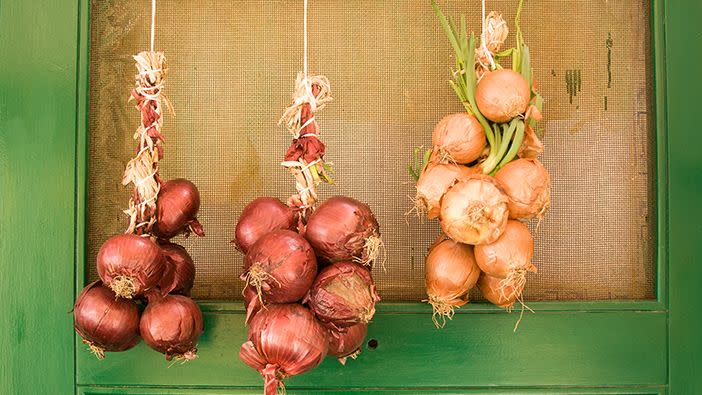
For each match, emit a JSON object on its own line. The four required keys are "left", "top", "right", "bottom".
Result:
{"left": 235, "top": 194, "right": 381, "bottom": 392}
{"left": 415, "top": 7, "right": 552, "bottom": 327}
{"left": 77, "top": 178, "right": 205, "bottom": 361}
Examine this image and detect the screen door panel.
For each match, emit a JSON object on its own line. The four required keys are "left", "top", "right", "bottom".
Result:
{"left": 87, "top": 0, "right": 655, "bottom": 301}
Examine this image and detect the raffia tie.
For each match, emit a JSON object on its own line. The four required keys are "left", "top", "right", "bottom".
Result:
{"left": 476, "top": 11, "right": 509, "bottom": 79}
{"left": 123, "top": 51, "right": 170, "bottom": 234}
{"left": 278, "top": 73, "right": 332, "bottom": 210}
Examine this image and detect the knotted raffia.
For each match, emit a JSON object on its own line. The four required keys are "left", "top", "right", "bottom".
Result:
{"left": 279, "top": 72, "right": 333, "bottom": 212}
{"left": 122, "top": 51, "right": 172, "bottom": 234}
{"left": 476, "top": 11, "right": 509, "bottom": 80}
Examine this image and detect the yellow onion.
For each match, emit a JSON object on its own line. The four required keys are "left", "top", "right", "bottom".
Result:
{"left": 478, "top": 272, "right": 523, "bottom": 309}
{"left": 495, "top": 158, "right": 550, "bottom": 219}
{"left": 439, "top": 174, "right": 509, "bottom": 245}
{"left": 425, "top": 239, "right": 481, "bottom": 327}
{"left": 474, "top": 220, "right": 535, "bottom": 301}
{"left": 475, "top": 69, "right": 531, "bottom": 123}
{"left": 431, "top": 113, "right": 486, "bottom": 164}
{"left": 415, "top": 163, "right": 476, "bottom": 219}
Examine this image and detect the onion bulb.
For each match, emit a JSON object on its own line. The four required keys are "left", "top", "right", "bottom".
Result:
{"left": 424, "top": 239, "right": 481, "bottom": 327}
{"left": 475, "top": 69, "right": 530, "bottom": 123}
{"left": 474, "top": 220, "right": 536, "bottom": 298}
{"left": 140, "top": 294, "right": 204, "bottom": 361}
{"left": 305, "top": 261, "right": 380, "bottom": 329}
{"left": 415, "top": 163, "right": 476, "bottom": 219}
{"left": 328, "top": 323, "right": 368, "bottom": 365}
{"left": 431, "top": 113, "right": 486, "bottom": 164}
{"left": 439, "top": 174, "right": 509, "bottom": 245}
{"left": 159, "top": 242, "right": 195, "bottom": 296}
{"left": 240, "top": 304, "right": 328, "bottom": 395}
{"left": 234, "top": 197, "right": 297, "bottom": 253}
{"left": 73, "top": 281, "right": 141, "bottom": 359}
{"left": 242, "top": 229, "right": 317, "bottom": 304}
{"left": 153, "top": 178, "right": 204, "bottom": 239}
{"left": 478, "top": 273, "right": 523, "bottom": 309}
{"left": 97, "top": 234, "right": 165, "bottom": 299}
{"left": 495, "top": 158, "right": 551, "bottom": 219}
{"left": 304, "top": 196, "right": 382, "bottom": 265}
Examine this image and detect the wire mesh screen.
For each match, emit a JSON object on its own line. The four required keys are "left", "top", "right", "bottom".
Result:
{"left": 87, "top": 0, "right": 655, "bottom": 301}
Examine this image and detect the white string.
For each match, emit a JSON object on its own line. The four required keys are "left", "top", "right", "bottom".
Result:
{"left": 481, "top": 0, "right": 496, "bottom": 70}
{"left": 303, "top": 0, "right": 308, "bottom": 76}
{"left": 150, "top": 0, "right": 156, "bottom": 52}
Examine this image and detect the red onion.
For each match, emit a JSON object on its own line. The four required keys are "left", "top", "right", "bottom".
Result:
{"left": 140, "top": 294, "right": 204, "bottom": 361}
{"left": 73, "top": 281, "right": 140, "bottom": 359}
{"left": 240, "top": 304, "right": 328, "bottom": 395}
{"left": 97, "top": 234, "right": 165, "bottom": 298}
{"left": 158, "top": 242, "right": 196, "bottom": 296}
{"left": 234, "top": 197, "right": 297, "bottom": 253}
{"left": 242, "top": 229, "right": 317, "bottom": 304}
{"left": 305, "top": 261, "right": 380, "bottom": 329}
{"left": 328, "top": 323, "right": 368, "bottom": 365}
{"left": 304, "top": 196, "right": 382, "bottom": 265}
{"left": 153, "top": 178, "right": 204, "bottom": 239}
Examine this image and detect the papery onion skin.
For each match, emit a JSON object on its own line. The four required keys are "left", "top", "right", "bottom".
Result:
{"left": 305, "top": 261, "right": 380, "bottom": 329}
{"left": 234, "top": 197, "right": 297, "bottom": 253}
{"left": 73, "top": 281, "right": 141, "bottom": 359}
{"left": 140, "top": 294, "right": 204, "bottom": 361}
{"left": 431, "top": 113, "right": 486, "bottom": 164}
{"left": 304, "top": 196, "right": 381, "bottom": 265}
{"left": 475, "top": 69, "right": 531, "bottom": 123}
{"left": 240, "top": 303, "right": 328, "bottom": 395}
{"left": 495, "top": 158, "right": 551, "bottom": 219}
{"left": 97, "top": 234, "right": 165, "bottom": 298}
{"left": 518, "top": 125, "right": 544, "bottom": 159}
{"left": 243, "top": 229, "right": 317, "bottom": 303}
{"left": 242, "top": 284, "right": 262, "bottom": 325}
{"left": 415, "top": 163, "right": 476, "bottom": 220}
{"left": 159, "top": 242, "right": 195, "bottom": 296}
{"left": 478, "top": 273, "right": 523, "bottom": 309}
{"left": 328, "top": 323, "right": 368, "bottom": 364}
{"left": 425, "top": 239, "right": 481, "bottom": 306}
{"left": 153, "top": 178, "right": 204, "bottom": 239}
{"left": 474, "top": 220, "right": 535, "bottom": 278}
{"left": 439, "top": 174, "right": 509, "bottom": 245}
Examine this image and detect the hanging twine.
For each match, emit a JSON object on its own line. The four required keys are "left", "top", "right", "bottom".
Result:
{"left": 476, "top": 0, "right": 509, "bottom": 80}
{"left": 123, "top": 1, "right": 172, "bottom": 234}
{"left": 279, "top": 0, "right": 333, "bottom": 213}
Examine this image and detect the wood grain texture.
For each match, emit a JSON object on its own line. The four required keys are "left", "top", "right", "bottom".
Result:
{"left": 77, "top": 310, "right": 666, "bottom": 389}
{"left": 664, "top": 0, "right": 702, "bottom": 393}
{"left": 0, "top": 0, "right": 79, "bottom": 393}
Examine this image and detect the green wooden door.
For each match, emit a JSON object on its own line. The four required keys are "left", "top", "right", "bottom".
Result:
{"left": 2, "top": 0, "right": 701, "bottom": 394}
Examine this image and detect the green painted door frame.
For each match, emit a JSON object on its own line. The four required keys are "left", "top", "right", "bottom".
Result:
{"left": 1, "top": 0, "right": 700, "bottom": 394}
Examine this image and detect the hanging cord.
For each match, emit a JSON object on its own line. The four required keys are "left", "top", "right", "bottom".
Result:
{"left": 303, "top": 0, "right": 308, "bottom": 76}
{"left": 150, "top": 0, "right": 156, "bottom": 52}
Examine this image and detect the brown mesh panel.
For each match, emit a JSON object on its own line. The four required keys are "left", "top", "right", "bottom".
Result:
{"left": 87, "top": 0, "right": 655, "bottom": 301}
